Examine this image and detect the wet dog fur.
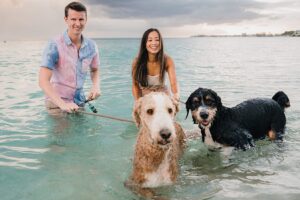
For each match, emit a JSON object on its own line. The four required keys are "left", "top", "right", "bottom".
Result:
{"left": 125, "top": 92, "right": 186, "bottom": 198}
{"left": 186, "top": 88, "right": 290, "bottom": 151}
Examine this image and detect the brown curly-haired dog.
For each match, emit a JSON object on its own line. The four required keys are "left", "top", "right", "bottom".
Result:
{"left": 126, "top": 92, "right": 185, "bottom": 198}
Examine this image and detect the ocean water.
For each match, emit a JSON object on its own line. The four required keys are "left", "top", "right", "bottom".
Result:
{"left": 0, "top": 37, "right": 300, "bottom": 200}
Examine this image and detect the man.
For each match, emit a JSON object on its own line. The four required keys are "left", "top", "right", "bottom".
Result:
{"left": 39, "top": 1, "right": 100, "bottom": 114}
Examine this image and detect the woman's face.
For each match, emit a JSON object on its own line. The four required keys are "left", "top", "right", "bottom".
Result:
{"left": 146, "top": 31, "right": 161, "bottom": 55}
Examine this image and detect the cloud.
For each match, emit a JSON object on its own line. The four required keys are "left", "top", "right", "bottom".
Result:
{"left": 86, "top": 0, "right": 267, "bottom": 26}
{"left": 1, "top": 0, "right": 299, "bottom": 40}
{"left": 1, "top": 0, "right": 69, "bottom": 40}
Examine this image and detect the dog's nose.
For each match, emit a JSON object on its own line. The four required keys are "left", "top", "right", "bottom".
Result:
{"left": 200, "top": 111, "right": 209, "bottom": 119}
{"left": 159, "top": 129, "right": 171, "bottom": 140}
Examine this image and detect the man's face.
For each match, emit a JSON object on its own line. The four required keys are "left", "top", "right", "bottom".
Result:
{"left": 64, "top": 9, "right": 87, "bottom": 36}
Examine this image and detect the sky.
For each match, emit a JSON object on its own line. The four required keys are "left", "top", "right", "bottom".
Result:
{"left": 1, "top": 0, "right": 300, "bottom": 40}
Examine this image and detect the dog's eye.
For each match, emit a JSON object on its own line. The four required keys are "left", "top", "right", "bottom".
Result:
{"left": 205, "top": 99, "right": 214, "bottom": 105}
{"left": 147, "top": 109, "right": 154, "bottom": 115}
{"left": 193, "top": 100, "right": 200, "bottom": 105}
{"left": 168, "top": 108, "right": 173, "bottom": 114}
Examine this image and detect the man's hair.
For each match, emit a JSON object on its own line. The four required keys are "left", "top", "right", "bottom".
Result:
{"left": 65, "top": 1, "right": 87, "bottom": 17}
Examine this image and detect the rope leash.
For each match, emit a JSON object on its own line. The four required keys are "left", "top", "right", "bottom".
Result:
{"left": 179, "top": 100, "right": 186, "bottom": 104}
{"left": 77, "top": 110, "right": 135, "bottom": 124}
{"left": 77, "top": 98, "right": 186, "bottom": 124}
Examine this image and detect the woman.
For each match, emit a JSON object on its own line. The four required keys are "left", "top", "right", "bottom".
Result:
{"left": 132, "top": 28, "right": 180, "bottom": 102}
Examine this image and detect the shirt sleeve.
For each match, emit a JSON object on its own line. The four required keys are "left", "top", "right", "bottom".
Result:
{"left": 41, "top": 40, "right": 59, "bottom": 70}
{"left": 90, "top": 42, "right": 100, "bottom": 69}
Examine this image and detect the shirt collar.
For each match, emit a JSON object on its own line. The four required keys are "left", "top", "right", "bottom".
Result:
{"left": 63, "top": 30, "right": 87, "bottom": 48}
{"left": 81, "top": 36, "right": 87, "bottom": 48}
{"left": 63, "top": 30, "right": 72, "bottom": 46}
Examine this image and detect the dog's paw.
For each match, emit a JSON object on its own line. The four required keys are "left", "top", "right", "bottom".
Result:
{"left": 234, "top": 131, "right": 255, "bottom": 151}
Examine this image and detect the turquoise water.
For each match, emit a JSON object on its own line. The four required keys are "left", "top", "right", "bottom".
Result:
{"left": 0, "top": 37, "right": 300, "bottom": 199}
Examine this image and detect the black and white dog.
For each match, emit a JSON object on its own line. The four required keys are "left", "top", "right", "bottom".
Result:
{"left": 186, "top": 88, "right": 290, "bottom": 151}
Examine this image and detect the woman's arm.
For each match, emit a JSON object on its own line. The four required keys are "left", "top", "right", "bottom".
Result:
{"left": 165, "top": 55, "right": 180, "bottom": 100}
{"left": 132, "top": 58, "right": 141, "bottom": 101}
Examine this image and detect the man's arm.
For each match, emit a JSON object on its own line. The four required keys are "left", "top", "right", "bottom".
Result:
{"left": 39, "top": 67, "right": 78, "bottom": 112}
{"left": 88, "top": 67, "right": 101, "bottom": 100}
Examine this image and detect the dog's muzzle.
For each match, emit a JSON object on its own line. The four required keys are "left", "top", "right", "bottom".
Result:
{"left": 158, "top": 128, "right": 172, "bottom": 145}
{"left": 199, "top": 111, "right": 210, "bottom": 126}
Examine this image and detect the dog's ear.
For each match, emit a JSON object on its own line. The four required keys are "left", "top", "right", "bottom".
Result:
{"left": 185, "top": 95, "right": 192, "bottom": 119}
{"left": 185, "top": 87, "right": 202, "bottom": 119}
{"left": 132, "top": 98, "right": 142, "bottom": 127}
{"left": 186, "top": 95, "right": 197, "bottom": 124}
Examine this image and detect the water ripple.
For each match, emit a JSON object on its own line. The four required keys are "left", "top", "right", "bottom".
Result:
{"left": 0, "top": 146, "right": 49, "bottom": 154}
{"left": 0, "top": 134, "right": 47, "bottom": 143}
{"left": 1, "top": 38, "right": 300, "bottom": 199}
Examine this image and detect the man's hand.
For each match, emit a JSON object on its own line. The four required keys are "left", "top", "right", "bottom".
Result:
{"left": 87, "top": 86, "right": 101, "bottom": 101}
{"left": 59, "top": 102, "right": 79, "bottom": 113}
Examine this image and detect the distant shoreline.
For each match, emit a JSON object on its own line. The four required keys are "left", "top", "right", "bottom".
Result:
{"left": 191, "top": 35, "right": 300, "bottom": 38}
{"left": 2, "top": 35, "right": 300, "bottom": 42}
{"left": 191, "top": 30, "right": 300, "bottom": 37}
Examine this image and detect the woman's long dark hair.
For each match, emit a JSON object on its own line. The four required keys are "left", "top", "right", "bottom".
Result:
{"left": 133, "top": 28, "right": 166, "bottom": 87}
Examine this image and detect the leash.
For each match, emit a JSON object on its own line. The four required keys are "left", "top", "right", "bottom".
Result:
{"left": 179, "top": 100, "right": 186, "bottom": 104}
{"left": 77, "top": 97, "right": 186, "bottom": 124}
{"left": 77, "top": 110, "right": 135, "bottom": 124}
{"left": 74, "top": 99, "right": 135, "bottom": 124}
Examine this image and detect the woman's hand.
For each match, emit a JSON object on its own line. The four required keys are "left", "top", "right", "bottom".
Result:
{"left": 173, "top": 93, "right": 180, "bottom": 104}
